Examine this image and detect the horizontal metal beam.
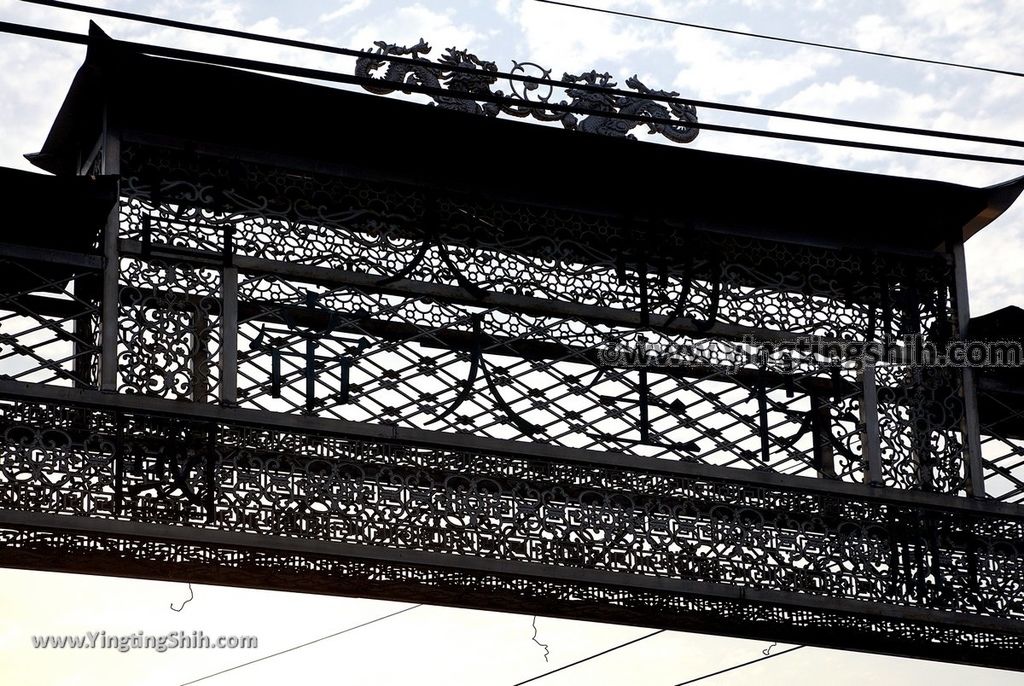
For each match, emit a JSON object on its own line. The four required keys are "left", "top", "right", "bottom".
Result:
{"left": 119, "top": 239, "right": 948, "bottom": 371}
{"left": 0, "top": 293, "right": 95, "bottom": 319}
{"left": 979, "top": 376, "right": 1024, "bottom": 395}
{"left": 0, "top": 378, "right": 1019, "bottom": 520}
{"left": 2, "top": 507, "right": 1020, "bottom": 636}
{"left": 119, "top": 238, "right": 831, "bottom": 346}
{"left": 3, "top": 515, "right": 1020, "bottom": 672}
{"left": 0, "top": 242, "right": 102, "bottom": 269}
{"left": 114, "top": 256, "right": 851, "bottom": 396}
{"left": 117, "top": 131, "right": 954, "bottom": 262}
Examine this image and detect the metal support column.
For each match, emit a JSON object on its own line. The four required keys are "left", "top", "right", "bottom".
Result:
{"left": 99, "top": 112, "right": 120, "bottom": 393}
{"left": 221, "top": 265, "right": 238, "bottom": 406}
{"left": 951, "top": 239, "right": 986, "bottom": 497}
{"left": 860, "top": 362, "right": 883, "bottom": 486}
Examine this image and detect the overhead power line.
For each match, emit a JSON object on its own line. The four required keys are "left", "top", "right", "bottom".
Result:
{"left": 673, "top": 645, "right": 807, "bottom": 685}
{"left": 0, "top": 19, "right": 86, "bottom": 45}
{"left": 178, "top": 603, "right": 422, "bottom": 686}
{"left": 16, "top": 0, "right": 1024, "bottom": 152}
{"left": 512, "top": 629, "right": 665, "bottom": 685}
{"left": 532, "top": 0, "right": 1024, "bottom": 79}
{"left": 512, "top": 632, "right": 804, "bottom": 686}
{"left": 2, "top": 19, "right": 1024, "bottom": 167}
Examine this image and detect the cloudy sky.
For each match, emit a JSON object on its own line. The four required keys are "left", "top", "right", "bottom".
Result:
{"left": 0, "top": 1, "right": 1023, "bottom": 684}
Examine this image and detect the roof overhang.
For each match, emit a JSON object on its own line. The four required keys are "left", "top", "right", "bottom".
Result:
{"left": 1, "top": 166, "right": 116, "bottom": 252}
{"left": 28, "top": 22, "right": 1024, "bottom": 253}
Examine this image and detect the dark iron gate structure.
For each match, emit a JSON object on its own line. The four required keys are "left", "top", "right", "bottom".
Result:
{"left": 3, "top": 25, "right": 1024, "bottom": 670}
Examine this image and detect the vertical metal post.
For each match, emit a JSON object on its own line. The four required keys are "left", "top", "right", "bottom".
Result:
{"left": 74, "top": 133, "right": 103, "bottom": 388}
{"left": 99, "top": 111, "right": 120, "bottom": 393}
{"left": 638, "top": 367, "right": 651, "bottom": 444}
{"left": 220, "top": 266, "right": 238, "bottom": 405}
{"left": 961, "top": 369, "right": 985, "bottom": 496}
{"left": 860, "top": 362, "right": 883, "bottom": 486}
{"left": 809, "top": 391, "right": 837, "bottom": 478}
{"left": 191, "top": 295, "right": 211, "bottom": 403}
{"left": 951, "top": 240, "right": 986, "bottom": 497}
{"left": 72, "top": 309, "right": 94, "bottom": 388}
{"left": 755, "top": 365, "right": 771, "bottom": 464}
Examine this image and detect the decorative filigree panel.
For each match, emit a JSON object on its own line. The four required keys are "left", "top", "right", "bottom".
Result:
{"left": 5, "top": 39, "right": 1023, "bottom": 673}
{"left": 0, "top": 398, "right": 1020, "bottom": 621}
{"left": 353, "top": 39, "right": 700, "bottom": 144}
{"left": 103, "top": 142, "right": 983, "bottom": 494}
{"left": 1, "top": 526, "right": 1021, "bottom": 670}
{"left": 119, "top": 145, "right": 955, "bottom": 342}
{"left": 117, "top": 258, "right": 221, "bottom": 402}
{"left": 876, "top": 365, "right": 967, "bottom": 494}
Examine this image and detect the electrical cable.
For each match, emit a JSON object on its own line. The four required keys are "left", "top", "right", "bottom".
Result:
{"left": 532, "top": 0, "right": 1024, "bottom": 79}
{"left": 14, "top": 0, "right": 1024, "bottom": 151}
{"left": 3, "top": 20, "right": 1023, "bottom": 167}
{"left": 512, "top": 629, "right": 665, "bottom": 685}
{"left": 673, "top": 645, "right": 806, "bottom": 685}
{"left": 178, "top": 604, "right": 422, "bottom": 686}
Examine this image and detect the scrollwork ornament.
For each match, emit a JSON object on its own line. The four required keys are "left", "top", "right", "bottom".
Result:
{"left": 353, "top": 39, "right": 700, "bottom": 144}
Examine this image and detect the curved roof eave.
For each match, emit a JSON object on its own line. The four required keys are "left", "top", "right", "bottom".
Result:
{"left": 25, "top": 21, "right": 1024, "bottom": 251}
{"left": 962, "top": 175, "right": 1024, "bottom": 242}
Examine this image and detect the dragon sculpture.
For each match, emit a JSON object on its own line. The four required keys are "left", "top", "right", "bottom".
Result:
{"left": 355, "top": 39, "right": 699, "bottom": 144}
{"left": 354, "top": 40, "right": 499, "bottom": 116}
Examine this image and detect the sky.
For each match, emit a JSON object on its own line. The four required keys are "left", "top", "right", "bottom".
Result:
{"left": 0, "top": 0, "right": 1023, "bottom": 684}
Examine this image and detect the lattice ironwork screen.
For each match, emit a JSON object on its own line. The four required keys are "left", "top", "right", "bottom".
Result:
{"left": 0, "top": 133, "right": 1021, "bottom": 669}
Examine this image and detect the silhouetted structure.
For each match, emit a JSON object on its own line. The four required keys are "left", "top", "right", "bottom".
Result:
{"left": 2, "top": 24, "right": 1024, "bottom": 669}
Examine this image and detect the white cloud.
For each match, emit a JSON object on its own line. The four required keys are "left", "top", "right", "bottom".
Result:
{"left": 671, "top": 41, "right": 839, "bottom": 105}
{"left": 318, "top": 0, "right": 372, "bottom": 24}
{"left": 505, "top": 0, "right": 663, "bottom": 70}
{"left": 775, "top": 75, "right": 884, "bottom": 112}
{"left": 347, "top": 4, "right": 486, "bottom": 57}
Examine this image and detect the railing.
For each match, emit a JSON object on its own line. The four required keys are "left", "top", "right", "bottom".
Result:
{"left": 0, "top": 140, "right": 1018, "bottom": 504}
{"left": 0, "top": 130, "right": 1022, "bottom": 671}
